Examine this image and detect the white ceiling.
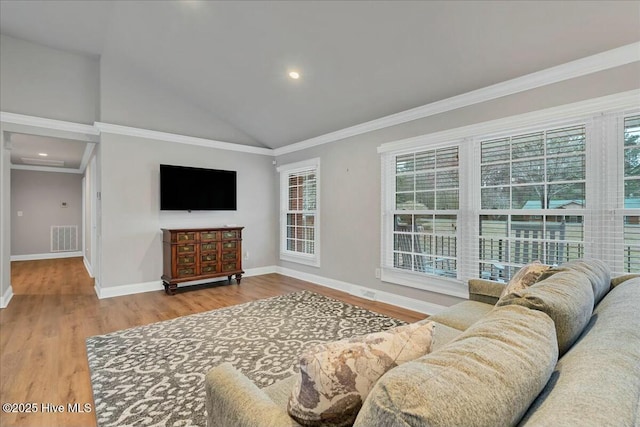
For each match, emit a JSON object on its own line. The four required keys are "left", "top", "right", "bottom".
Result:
{"left": 1, "top": 0, "right": 639, "bottom": 151}
{"left": 8, "top": 133, "right": 90, "bottom": 171}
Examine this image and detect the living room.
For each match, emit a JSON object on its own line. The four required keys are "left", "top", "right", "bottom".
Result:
{"left": 1, "top": 1, "right": 639, "bottom": 427}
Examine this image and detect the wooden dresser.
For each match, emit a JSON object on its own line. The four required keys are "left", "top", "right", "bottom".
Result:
{"left": 161, "top": 227, "right": 244, "bottom": 295}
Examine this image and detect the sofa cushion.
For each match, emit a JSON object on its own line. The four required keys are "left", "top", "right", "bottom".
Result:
{"left": 205, "top": 363, "right": 301, "bottom": 427}
{"left": 555, "top": 258, "right": 611, "bottom": 304}
{"left": 430, "top": 322, "right": 463, "bottom": 352}
{"left": 354, "top": 305, "right": 558, "bottom": 427}
{"left": 287, "top": 321, "right": 435, "bottom": 427}
{"left": 519, "top": 278, "right": 640, "bottom": 427}
{"left": 611, "top": 273, "right": 640, "bottom": 288}
{"left": 468, "top": 278, "right": 506, "bottom": 305}
{"left": 427, "top": 300, "right": 494, "bottom": 331}
{"left": 500, "top": 261, "right": 550, "bottom": 298}
{"left": 497, "top": 269, "right": 594, "bottom": 355}
{"left": 264, "top": 376, "right": 299, "bottom": 409}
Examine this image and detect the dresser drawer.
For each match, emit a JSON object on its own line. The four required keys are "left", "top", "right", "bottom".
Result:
{"left": 222, "top": 240, "right": 237, "bottom": 250}
{"left": 222, "top": 251, "right": 238, "bottom": 261}
{"left": 176, "top": 232, "right": 196, "bottom": 242}
{"left": 201, "top": 253, "right": 217, "bottom": 263}
{"left": 177, "top": 267, "right": 196, "bottom": 277}
{"left": 201, "top": 265, "right": 218, "bottom": 274}
{"left": 176, "top": 244, "right": 195, "bottom": 254}
{"left": 200, "top": 231, "right": 220, "bottom": 242}
{"left": 201, "top": 242, "right": 218, "bottom": 252}
{"left": 177, "top": 255, "right": 195, "bottom": 265}
{"left": 222, "top": 262, "right": 238, "bottom": 272}
{"left": 222, "top": 230, "right": 239, "bottom": 240}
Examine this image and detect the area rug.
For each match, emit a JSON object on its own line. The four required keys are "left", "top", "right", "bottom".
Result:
{"left": 86, "top": 290, "right": 406, "bottom": 427}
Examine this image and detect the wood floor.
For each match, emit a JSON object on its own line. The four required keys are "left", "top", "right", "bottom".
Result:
{"left": 0, "top": 257, "right": 426, "bottom": 427}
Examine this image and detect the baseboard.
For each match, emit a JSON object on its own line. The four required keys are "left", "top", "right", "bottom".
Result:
{"left": 91, "top": 264, "right": 446, "bottom": 315}
{"left": 276, "top": 267, "right": 447, "bottom": 315}
{"left": 96, "top": 280, "right": 164, "bottom": 299}
{"left": 1, "top": 285, "right": 14, "bottom": 309}
{"left": 11, "top": 251, "right": 83, "bottom": 262}
{"left": 94, "top": 266, "right": 279, "bottom": 299}
{"left": 244, "top": 266, "right": 278, "bottom": 276}
{"left": 83, "top": 256, "right": 94, "bottom": 278}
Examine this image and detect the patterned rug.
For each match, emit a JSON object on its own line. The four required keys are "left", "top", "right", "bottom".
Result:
{"left": 86, "top": 290, "right": 406, "bottom": 427}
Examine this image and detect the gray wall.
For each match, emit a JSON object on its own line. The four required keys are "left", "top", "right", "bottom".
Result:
{"left": 0, "top": 34, "right": 100, "bottom": 124}
{"left": 276, "top": 62, "right": 640, "bottom": 308}
{"left": 10, "top": 170, "right": 83, "bottom": 256}
{"left": 98, "top": 133, "right": 277, "bottom": 288}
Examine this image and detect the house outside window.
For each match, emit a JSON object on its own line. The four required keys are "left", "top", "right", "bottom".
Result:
{"left": 277, "top": 158, "right": 320, "bottom": 266}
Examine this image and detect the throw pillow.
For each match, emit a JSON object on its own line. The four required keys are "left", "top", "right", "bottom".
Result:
{"left": 287, "top": 321, "right": 435, "bottom": 427}
{"left": 500, "top": 260, "right": 550, "bottom": 298}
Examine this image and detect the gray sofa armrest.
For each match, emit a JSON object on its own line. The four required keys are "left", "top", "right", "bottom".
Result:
{"left": 468, "top": 279, "right": 506, "bottom": 305}
{"left": 205, "top": 363, "right": 300, "bottom": 427}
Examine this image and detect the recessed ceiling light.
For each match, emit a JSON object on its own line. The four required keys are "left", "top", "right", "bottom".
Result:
{"left": 38, "top": 153, "right": 48, "bottom": 157}
{"left": 288, "top": 71, "right": 300, "bottom": 80}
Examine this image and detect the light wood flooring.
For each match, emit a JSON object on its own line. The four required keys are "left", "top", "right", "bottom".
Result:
{"left": 0, "top": 257, "right": 426, "bottom": 427}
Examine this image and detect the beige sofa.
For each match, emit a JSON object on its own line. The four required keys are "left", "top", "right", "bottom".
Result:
{"left": 205, "top": 259, "right": 640, "bottom": 427}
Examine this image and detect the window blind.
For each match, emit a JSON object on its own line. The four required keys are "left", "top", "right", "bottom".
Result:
{"left": 382, "top": 145, "right": 461, "bottom": 290}
{"left": 278, "top": 158, "right": 320, "bottom": 267}
{"left": 478, "top": 125, "right": 586, "bottom": 280}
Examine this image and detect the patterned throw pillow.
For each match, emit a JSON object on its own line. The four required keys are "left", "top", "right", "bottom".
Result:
{"left": 287, "top": 321, "right": 435, "bottom": 427}
{"left": 500, "top": 261, "right": 550, "bottom": 298}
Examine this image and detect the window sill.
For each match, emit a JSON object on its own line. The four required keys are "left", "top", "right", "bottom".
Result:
{"left": 280, "top": 252, "right": 320, "bottom": 267}
{"left": 381, "top": 268, "right": 469, "bottom": 299}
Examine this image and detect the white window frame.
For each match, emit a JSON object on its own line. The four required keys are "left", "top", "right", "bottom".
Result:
{"left": 380, "top": 141, "right": 469, "bottom": 298}
{"left": 379, "top": 91, "right": 640, "bottom": 296}
{"left": 620, "top": 113, "right": 640, "bottom": 273}
{"left": 277, "top": 158, "right": 320, "bottom": 267}
{"left": 476, "top": 120, "right": 589, "bottom": 281}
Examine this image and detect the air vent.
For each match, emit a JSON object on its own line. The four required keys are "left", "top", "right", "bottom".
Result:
{"left": 51, "top": 225, "right": 78, "bottom": 252}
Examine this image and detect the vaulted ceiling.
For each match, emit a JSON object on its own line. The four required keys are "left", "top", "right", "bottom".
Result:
{"left": 1, "top": 0, "right": 639, "bottom": 150}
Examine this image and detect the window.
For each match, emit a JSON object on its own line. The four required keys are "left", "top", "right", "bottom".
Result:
{"left": 380, "top": 93, "right": 638, "bottom": 296}
{"left": 381, "top": 145, "right": 467, "bottom": 297}
{"left": 393, "top": 147, "right": 459, "bottom": 277}
{"left": 278, "top": 159, "right": 320, "bottom": 266}
{"left": 479, "top": 125, "right": 586, "bottom": 281}
{"left": 623, "top": 115, "right": 640, "bottom": 272}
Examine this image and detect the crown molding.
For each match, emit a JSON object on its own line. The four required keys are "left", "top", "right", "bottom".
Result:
{"left": 10, "top": 164, "right": 83, "bottom": 174}
{"left": 378, "top": 89, "right": 640, "bottom": 154}
{"left": 275, "top": 42, "right": 640, "bottom": 156}
{"left": 0, "top": 112, "right": 99, "bottom": 136}
{"left": 95, "top": 122, "right": 274, "bottom": 156}
{"left": 79, "top": 142, "right": 96, "bottom": 172}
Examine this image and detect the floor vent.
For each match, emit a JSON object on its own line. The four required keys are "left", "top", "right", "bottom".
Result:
{"left": 51, "top": 225, "right": 78, "bottom": 252}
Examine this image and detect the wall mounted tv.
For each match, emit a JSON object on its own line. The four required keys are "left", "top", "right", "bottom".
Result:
{"left": 160, "top": 164, "right": 237, "bottom": 211}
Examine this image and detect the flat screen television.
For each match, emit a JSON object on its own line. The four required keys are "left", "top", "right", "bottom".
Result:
{"left": 160, "top": 164, "right": 237, "bottom": 211}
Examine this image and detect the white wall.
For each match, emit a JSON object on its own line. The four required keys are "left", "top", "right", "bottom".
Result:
{"left": 10, "top": 170, "right": 83, "bottom": 256}
{"left": 275, "top": 62, "right": 640, "bottom": 308}
{"left": 0, "top": 129, "right": 12, "bottom": 307}
{"left": 0, "top": 34, "right": 99, "bottom": 124}
{"left": 98, "top": 132, "right": 277, "bottom": 289}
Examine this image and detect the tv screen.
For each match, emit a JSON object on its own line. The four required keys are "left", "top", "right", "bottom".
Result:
{"left": 160, "top": 164, "right": 237, "bottom": 211}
